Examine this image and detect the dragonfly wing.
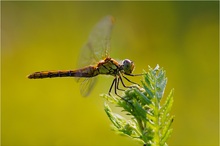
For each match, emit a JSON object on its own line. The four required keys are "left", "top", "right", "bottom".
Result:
{"left": 87, "top": 15, "right": 114, "bottom": 60}
{"left": 75, "top": 16, "right": 114, "bottom": 96}
{"left": 76, "top": 15, "right": 115, "bottom": 69}
{"left": 79, "top": 77, "right": 97, "bottom": 97}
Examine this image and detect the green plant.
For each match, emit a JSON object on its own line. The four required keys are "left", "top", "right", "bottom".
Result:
{"left": 102, "top": 65, "right": 174, "bottom": 146}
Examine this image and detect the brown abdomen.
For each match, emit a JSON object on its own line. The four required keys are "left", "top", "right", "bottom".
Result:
{"left": 27, "top": 66, "right": 98, "bottom": 79}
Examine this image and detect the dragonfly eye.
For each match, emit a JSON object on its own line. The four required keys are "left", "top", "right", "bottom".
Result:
{"left": 122, "top": 59, "right": 135, "bottom": 74}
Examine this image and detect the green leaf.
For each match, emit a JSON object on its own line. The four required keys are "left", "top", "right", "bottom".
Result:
{"left": 142, "top": 81, "right": 154, "bottom": 99}
{"left": 102, "top": 65, "right": 174, "bottom": 146}
{"left": 161, "top": 115, "right": 174, "bottom": 141}
{"left": 160, "top": 89, "right": 174, "bottom": 124}
{"left": 134, "top": 88, "right": 152, "bottom": 105}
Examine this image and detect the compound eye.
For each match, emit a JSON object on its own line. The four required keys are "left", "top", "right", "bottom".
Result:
{"left": 122, "top": 59, "right": 134, "bottom": 74}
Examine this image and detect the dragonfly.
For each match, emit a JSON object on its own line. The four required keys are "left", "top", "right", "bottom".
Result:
{"left": 28, "top": 15, "right": 142, "bottom": 97}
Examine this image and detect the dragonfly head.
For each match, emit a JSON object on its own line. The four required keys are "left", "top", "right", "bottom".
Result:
{"left": 121, "top": 59, "right": 135, "bottom": 75}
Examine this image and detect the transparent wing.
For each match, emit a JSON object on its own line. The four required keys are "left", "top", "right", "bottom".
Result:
{"left": 79, "top": 78, "right": 96, "bottom": 97}
{"left": 76, "top": 15, "right": 115, "bottom": 68}
{"left": 76, "top": 15, "right": 114, "bottom": 97}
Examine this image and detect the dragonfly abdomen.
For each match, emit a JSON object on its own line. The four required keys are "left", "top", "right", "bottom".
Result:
{"left": 28, "top": 70, "right": 74, "bottom": 79}
{"left": 28, "top": 66, "right": 99, "bottom": 79}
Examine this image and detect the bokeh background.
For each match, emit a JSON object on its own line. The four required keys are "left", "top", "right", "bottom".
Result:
{"left": 1, "top": 1, "right": 219, "bottom": 146}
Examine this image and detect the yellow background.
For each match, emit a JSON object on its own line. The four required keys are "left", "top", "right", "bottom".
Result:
{"left": 2, "top": 2, "right": 219, "bottom": 146}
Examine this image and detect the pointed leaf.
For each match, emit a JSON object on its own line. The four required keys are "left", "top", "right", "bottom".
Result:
{"left": 160, "top": 89, "right": 174, "bottom": 124}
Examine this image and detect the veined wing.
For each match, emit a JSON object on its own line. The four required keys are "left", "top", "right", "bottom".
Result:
{"left": 77, "top": 15, "right": 115, "bottom": 68}
{"left": 76, "top": 15, "right": 115, "bottom": 97}
{"left": 79, "top": 78, "right": 96, "bottom": 97}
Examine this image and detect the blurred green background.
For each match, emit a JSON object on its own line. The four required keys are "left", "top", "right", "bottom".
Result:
{"left": 2, "top": 1, "right": 219, "bottom": 146}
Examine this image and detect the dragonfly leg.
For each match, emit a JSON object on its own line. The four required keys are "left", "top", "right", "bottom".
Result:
{"left": 109, "top": 76, "right": 133, "bottom": 98}
{"left": 122, "top": 74, "right": 140, "bottom": 86}
{"left": 125, "top": 73, "right": 144, "bottom": 76}
{"left": 108, "top": 78, "right": 116, "bottom": 95}
{"left": 116, "top": 76, "right": 135, "bottom": 104}
{"left": 108, "top": 77, "right": 122, "bottom": 98}
{"left": 117, "top": 75, "right": 125, "bottom": 91}
{"left": 110, "top": 77, "right": 137, "bottom": 106}
{"left": 119, "top": 75, "right": 130, "bottom": 88}
{"left": 114, "top": 77, "right": 122, "bottom": 98}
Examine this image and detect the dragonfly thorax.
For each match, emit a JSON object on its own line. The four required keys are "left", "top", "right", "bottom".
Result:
{"left": 120, "top": 59, "right": 135, "bottom": 75}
